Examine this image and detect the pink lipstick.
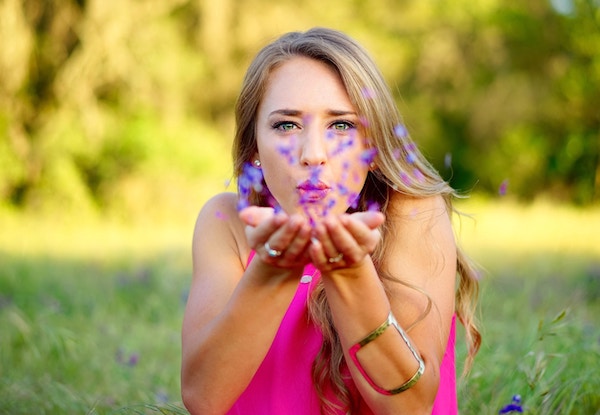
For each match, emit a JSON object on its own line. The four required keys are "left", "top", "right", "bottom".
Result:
{"left": 297, "top": 180, "right": 331, "bottom": 203}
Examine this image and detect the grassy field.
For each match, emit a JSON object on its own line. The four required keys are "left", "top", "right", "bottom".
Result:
{"left": 1, "top": 198, "right": 599, "bottom": 414}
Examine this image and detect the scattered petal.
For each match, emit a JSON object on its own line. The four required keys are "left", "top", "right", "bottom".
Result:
{"left": 444, "top": 152, "right": 452, "bottom": 169}
{"left": 499, "top": 179, "right": 509, "bottom": 196}
{"left": 361, "top": 86, "right": 376, "bottom": 99}
{"left": 394, "top": 124, "right": 408, "bottom": 138}
{"left": 360, "top": 148, "right": 378, "bottom": 165}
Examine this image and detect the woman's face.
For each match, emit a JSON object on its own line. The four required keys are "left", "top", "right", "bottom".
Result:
{"left": 255, "top": 56, "right": 371, "bottom": 218}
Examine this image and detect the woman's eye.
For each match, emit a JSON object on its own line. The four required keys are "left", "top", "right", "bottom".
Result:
{"left": 273, "top": 122, "right": 297, "bottom": 132}
{"left": 331, "top": 121, "right": 355, "bottom": 131}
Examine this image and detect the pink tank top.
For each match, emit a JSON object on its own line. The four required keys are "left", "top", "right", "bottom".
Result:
{"left": 226, "top": 260, "right": 457, "bottom": 414}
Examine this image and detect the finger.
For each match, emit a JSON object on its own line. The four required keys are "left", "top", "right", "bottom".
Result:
{"left": 347, "top": 210, "right": 385, "bottom": 229}
{"left": 339, "top": 215, "right": 381, "bottom": 253}
{"left": 312, "top": 218, "right": 346, "bottom": 259}
{"left": 261, "top": 215, "right": 313, "bottom": 267}
{"left": 239, "top": 206, "right": 283, "bottom": 227}
{"left": 307, "top": 237, "right": 329, "bottom": 266}
{"left": 244, "top": 211, "right": 289, "bottom": 249}
{"left": 279, "top": 216, "right": 312, "bottom": 259}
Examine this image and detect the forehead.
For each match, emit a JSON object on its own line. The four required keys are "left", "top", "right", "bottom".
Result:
{"left": 259, "top": 56, "right": 354, "bottom": 112}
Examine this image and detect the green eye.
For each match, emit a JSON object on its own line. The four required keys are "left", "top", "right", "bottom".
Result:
{"left": 273, "top": 122, "right": 297, "bottom": 132}
{"left": 331, "top": 121, "right": 355, "bottom": 131}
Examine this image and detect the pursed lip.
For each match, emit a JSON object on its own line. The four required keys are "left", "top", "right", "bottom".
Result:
{"left": 297, "top": 180, "right": 331, "bottom": 203}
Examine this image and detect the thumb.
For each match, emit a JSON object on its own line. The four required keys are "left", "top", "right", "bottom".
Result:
{"left": 239, "top": 206, "right": 276, "bottom": 227}
{"left": 349, "top": 211, "right": 385, "bottom": 229}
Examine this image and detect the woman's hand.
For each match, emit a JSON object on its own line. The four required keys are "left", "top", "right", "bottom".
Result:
{"left": 239, "top": 206, "right": 313, "bottom": 269}
{"left": 308, "top": 210, "right": 385, "bottom": 271}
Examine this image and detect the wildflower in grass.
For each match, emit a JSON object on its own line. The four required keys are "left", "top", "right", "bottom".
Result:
{"left": 155, "top": 389, "right": 169, "bottom": 403}
{"left": 498, "top": 395, "right": 523, "bottom": 414}
{"left": 116, "top": 348, "right": 139, "bottom": 367}
{"left": 499, "top": 179, "right": 509, "bottom": 196}
{"left": 128, "top": 353, "right": 139, "bottom": 367}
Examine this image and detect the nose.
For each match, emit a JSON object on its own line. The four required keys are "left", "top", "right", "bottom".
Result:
{"left": 299, "top": 127, "right": 327, "bottom": 166}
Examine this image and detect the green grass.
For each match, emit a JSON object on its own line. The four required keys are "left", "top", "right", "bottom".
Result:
{"left": 1, "top": 198, "right": 599, "bottom": 414}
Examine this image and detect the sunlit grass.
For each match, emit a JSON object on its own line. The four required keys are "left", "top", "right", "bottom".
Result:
{"left": 1, "top": 198, "right": 599, "bottom": 414}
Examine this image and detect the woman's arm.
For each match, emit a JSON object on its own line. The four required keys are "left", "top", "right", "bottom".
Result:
{"left": 180, "top": 193, "right": 310, "bottom": 415}
{"left": 314, "top": 194, "right": 456, "bottom": 415}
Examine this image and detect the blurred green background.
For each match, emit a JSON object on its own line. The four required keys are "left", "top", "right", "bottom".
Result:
{"left": 1, "top": 0, "right": 598, "bottom": 221}
{"left": 1, "top": 0, "right": 599, "bottom": 414}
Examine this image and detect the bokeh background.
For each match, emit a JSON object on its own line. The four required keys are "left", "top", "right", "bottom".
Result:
{"left": 1, "top": 0, "right": 599, "bottom": 414}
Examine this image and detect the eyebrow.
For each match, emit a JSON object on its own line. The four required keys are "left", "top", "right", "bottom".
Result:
{"left": 268, "top": 109, "right": 357, "bottom": 117}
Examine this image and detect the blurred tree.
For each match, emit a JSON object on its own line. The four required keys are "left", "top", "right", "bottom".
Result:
{"left": 0, "top": 0, "right": 598, "bottom": 217}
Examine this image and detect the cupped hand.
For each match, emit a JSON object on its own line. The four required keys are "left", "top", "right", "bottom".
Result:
{"left": 239, "top": 206, "right": 313, "bottom": 268}
{"left": 308, "top": 210, "right": 385, "bottom": 271}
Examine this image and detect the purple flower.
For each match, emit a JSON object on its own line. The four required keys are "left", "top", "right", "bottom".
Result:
{"left": 237, "top": 162, "right": 265, "bottom": 211}
{"left": 499, "top": 395, "right": 523, "bottom": 414}
{"left": 309, "top": 166, "right": 323, "bottom": 186}
{"left": 404, "top": 142, "right": 417, "bottom": 152}
{"left": 413, "top": 168, "right": 425, "bottom": 182}
{"left": 394, "top": 124, "right": 408, "bottom": 138}
{"left": 360, "top": 148, "right": 378, "bottom": 165}
{"left": 367, "top": 201, "right": 380, "bottom": 212}
{"left": 337, "top": 183, "right": 349, "bottom": 196}
{"left": 127, "top": 353, "right": 139, "bottom": 367}
{"left": 348, "top": 192, "right": 360, "bottom": 209}
{"left": 444, "top": 152, "right": 452, "bottom": 169}
{"left": 361, "top": 86, "right": 376, "bottom": 99}
{"left": 400, "top": 172, "right": 411, "bottom": 186}
{"left": 499, "top": 179, "right": 509, "bottom": 196}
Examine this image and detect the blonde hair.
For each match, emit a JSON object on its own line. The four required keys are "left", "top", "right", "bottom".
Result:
{"left": 232, "top": 27, "right": 481, "bottom": 414}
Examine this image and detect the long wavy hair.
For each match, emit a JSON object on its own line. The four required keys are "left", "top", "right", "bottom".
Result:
{"left": 232, "top": 27, "right": 481, "bottom": 414}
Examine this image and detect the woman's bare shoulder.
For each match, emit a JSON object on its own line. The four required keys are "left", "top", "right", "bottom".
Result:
{"left": 387, "top": 192, "right": 449, "bottom": 220}
{"left": 198, "top": 192, "right": 240, "bottom": 215}
{"left": 193, "top": 192, "right": 249, "bottom": 264}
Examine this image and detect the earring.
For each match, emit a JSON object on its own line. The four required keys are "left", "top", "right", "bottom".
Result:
{"left": 369, "top": 162, "right": 376, "bottom": 170}
{"left": 253, "top": 159, "right": 261, "bottom": 167}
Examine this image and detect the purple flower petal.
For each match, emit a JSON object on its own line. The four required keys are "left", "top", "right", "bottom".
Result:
{"left": 394, "top": 124, "right": 408, "bottom": 138}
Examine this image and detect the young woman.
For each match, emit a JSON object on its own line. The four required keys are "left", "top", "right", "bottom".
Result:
{"left": 181, "top": 27, "right": 480, "bottom": 415}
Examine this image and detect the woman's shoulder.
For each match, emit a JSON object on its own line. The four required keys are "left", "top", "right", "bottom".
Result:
{"left": 194, "top": 192, "right": 247, "bottom": 250}
{"left": 198, "top": 192, "right": 240, "bottom": 217}
{"left": 387, "top": 192, "right": 449, "bottom": 219}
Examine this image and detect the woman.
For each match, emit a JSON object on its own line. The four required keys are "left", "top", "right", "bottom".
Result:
{"left": 181, "top": 27, "right": 480, "bottom": 415}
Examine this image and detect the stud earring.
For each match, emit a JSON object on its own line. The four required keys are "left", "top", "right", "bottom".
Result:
{"left": 253, "top": 159, "right": 261, "bottom": 167}
{"left": 369, "top": 162, "right": 376, "bottom": 170}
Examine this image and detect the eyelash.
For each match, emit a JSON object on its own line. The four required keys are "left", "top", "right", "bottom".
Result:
{"left": 271, "top": 120, "right": 356, "bottom": 133}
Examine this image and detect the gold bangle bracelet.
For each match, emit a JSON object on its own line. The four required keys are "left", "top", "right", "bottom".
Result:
{"left": 349, "top": 311, "right": 425, "bottom": 395}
